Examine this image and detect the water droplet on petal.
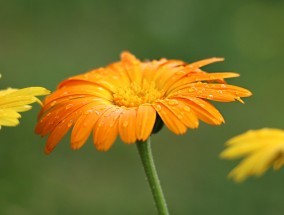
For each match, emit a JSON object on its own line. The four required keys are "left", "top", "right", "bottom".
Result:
{"left": 67, "top": 120, "right": 73, "bottom": 127}
{"left": 122, "top": 121, "right": 128, "bottom": 127}
{"left": 168, "top": 100, "right": 178, "bottom": 105}
{"left": 188, "top": 88, "right": 195, "bottom": 92}
{"left": 51, "top": 101, "right": 57, "bottom": 106}
{"left": 221, "top": 84, "right": 226, "bottom": 88}
{"left": 65, "top": 104, "right": 74, "bottom": 110}
{"left": 208, "top": 94, "right": 214, "bottom": 99}
{"left": 175, "top": 71, "right": 185, "bottom": 75}
{"left": 109, "top": 121, "right": 115, "bottom": 127}
{"left": 83, "top": 109, "right": 91, "bottom": 115}
{"left": 156, "top": 104, "right": 162, "bottom": 111}
{"left": 183, "top": 106, "right": 191, "bottom": 112}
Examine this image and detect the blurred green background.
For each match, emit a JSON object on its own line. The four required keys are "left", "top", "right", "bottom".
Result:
{"left": 1, "top": 0, "right": 284, "bottom": 214}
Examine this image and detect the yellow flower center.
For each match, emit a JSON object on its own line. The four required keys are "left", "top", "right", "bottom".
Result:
{"left": 113, "top": 81, "right": 162, "bottom": 107}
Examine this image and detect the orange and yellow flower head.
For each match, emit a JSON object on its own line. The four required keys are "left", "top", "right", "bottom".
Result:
{"left": 35, "top": 52, "right": 252, "bottom": 154}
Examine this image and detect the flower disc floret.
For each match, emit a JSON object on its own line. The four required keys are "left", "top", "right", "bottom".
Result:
{"left": 113, "top": 81, "right": 163, "bottom": 107}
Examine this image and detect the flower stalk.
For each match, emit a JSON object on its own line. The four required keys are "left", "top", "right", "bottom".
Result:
{"left": 136, "top": 138, "right": 170, "bottom": 215}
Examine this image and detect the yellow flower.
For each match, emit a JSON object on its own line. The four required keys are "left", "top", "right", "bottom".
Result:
{"left": 35, "top": 51, "right": 252, "bottom": 154}
{"left": 0, "top": 76, "right": 50, "bottom": 129}
{"left": 220, "top": 128, "right": 284, "bottom": 182}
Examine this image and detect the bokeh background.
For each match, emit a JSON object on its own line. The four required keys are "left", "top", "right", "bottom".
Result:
{"left": 1, "top": 0, "right": 284, "bottom": 214}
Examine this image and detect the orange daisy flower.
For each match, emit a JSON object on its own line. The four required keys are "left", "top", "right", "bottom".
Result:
{"left": 35, "top": 52, "right": 252, "bottom": 154}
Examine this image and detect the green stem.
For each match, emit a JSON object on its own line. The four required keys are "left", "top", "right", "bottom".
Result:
{"left": 136, "top": 138, "right": 170, "bottom": 215}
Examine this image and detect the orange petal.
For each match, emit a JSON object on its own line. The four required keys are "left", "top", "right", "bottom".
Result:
{"left": 163, "top": 99, "right": 199, "bottom": 129}
{"left": 168, "top": 72, "right": 240, "bottom": 94}
{"left": 36, "top": 98, "right": 108, "bottom": 136}
{"left": 186, "top": 57, "right": 224, "bottom": 70}
{"left": 135, "top": 105, "right": 156, "bottom": 141}
{"left": 152, "top": 60, "right": 185, "bottom": 90}
{"left": 58, "top": 66, "right": 130, "bottom": 92}
{"left": 118, "top": 108, "right": 137, "bottom": 143}
{"left": 170, "top": 83, "right": 252, "bottom": 103}
{"left": 141, "top": 59, "right": 167, "bottom": 83}
{"left": 120, "top": 52, "right": 142, "bottom": 84}
{"left": 44, "top": 108, "right": 82, "bottom": 154}
{"left": 153, "top": 101, "right": 187, "bottom": 135}
{"left": 93, "top": 106, "right": 123, "bottom": 151}
{"left": 177, "top": 97, "right": 224, "bottom": 125}
{"left": 70, "top": 105, "right": 112, "bottom": 150}
{"left": 43, "top": 84, "right": 112, "bottom": 107}
{"left": 36, "top": 98, "right": 89, "bottom": 135}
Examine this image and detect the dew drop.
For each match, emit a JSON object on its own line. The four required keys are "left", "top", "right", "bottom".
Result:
{"left": 109, "top": 121, "right": 115, "bottom": 127}
{"left": 175, "top": 71, "right": 185, "bottom": 75}
{"left": 208, "top": 94, "right": 214, "bottom": 98}
{"left": 221, "top": 84, "right": 226, "bottom": 88}
{"left": 168, "top": 100, "right": 178, "bottom": 105}
{"left": 188, "top": 88, "right": 195, "bottom": 92}
{"left": 156, "top": 104, "right": 162, "bottom": 111}
{"left": 65, "top": 104, "right": 74, "bottom": 110}
{"left": 84, "top": 109, "right": 93, "bottom": 115}
{"left": 177, "top": 115, "right": 183, "bottom": 119}
{"left": 67, "top": 120, "right": 73, "bottom": 127}
{"left": 183, "top": 106, "right": 191, "bottom": 112}
{"left": 46, "top": 113, "right": 52, "bottom": 117}
{"left": 122, "top": 121, "right": 128, "bottom": 127}
{"left": 50, "top": 101, "right": 57, "bottom": 106}
{"left": 217, "top": 90, "right": 223, "bottom": 94}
